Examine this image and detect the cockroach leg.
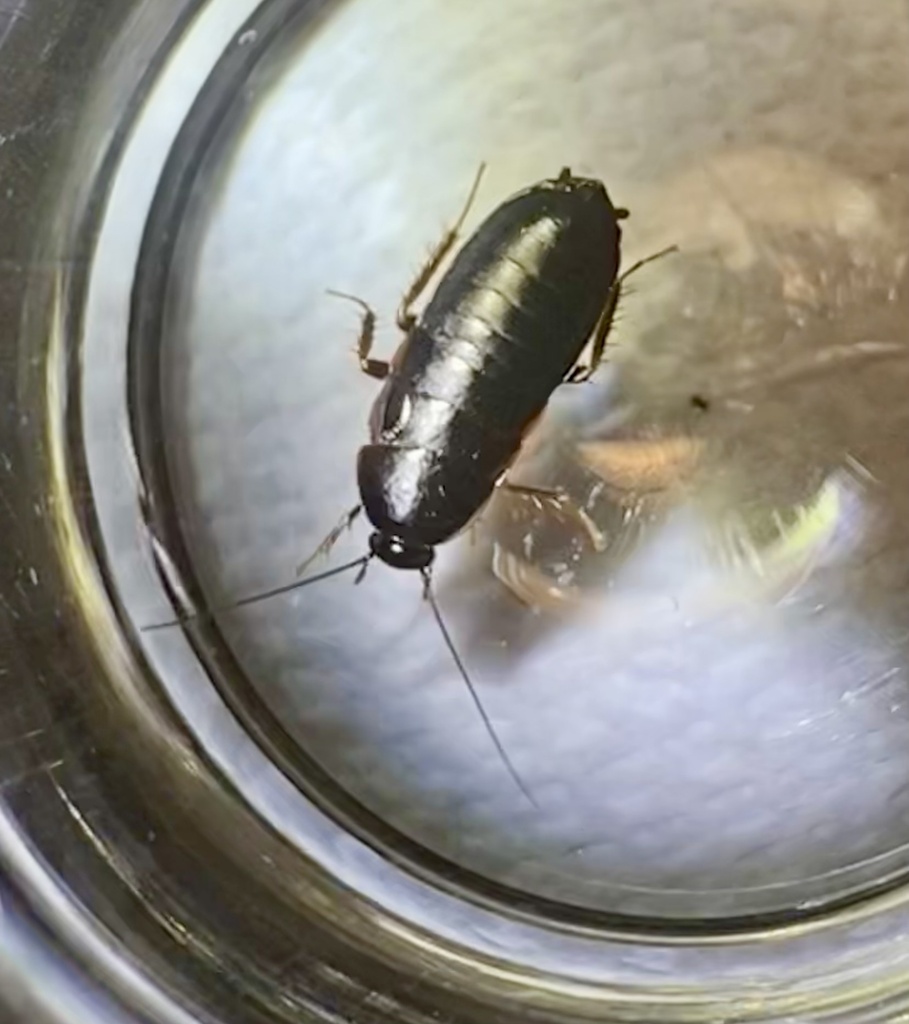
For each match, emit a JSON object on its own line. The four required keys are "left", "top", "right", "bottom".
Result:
{"left": 500, "top": 481, "right": 605, "bottom": 552}
{"left": 564, "top": 245, "right": 678, "bottom": 384}
{"left": 296, "top": 503, "right": 363, "bottom": 577}
{"left": 563, "top": 282, "right": 620, "bottom": 384}
{"left": 501, "top": 481, "right": 569, "bottom": 508}
{"left": 326, "top": 289, "right": 389, "bottom": 380}
{"left": 396, "top": 162, "right": 487, "bottom": 332}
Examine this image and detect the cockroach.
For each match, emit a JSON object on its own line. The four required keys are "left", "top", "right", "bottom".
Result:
{"left": 150, "top": 165, "right": 675, "bottom": 803}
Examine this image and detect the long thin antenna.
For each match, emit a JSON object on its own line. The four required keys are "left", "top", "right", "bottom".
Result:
{"left": 421, "top": 568, "right": 537, "bottom": 807}
{"left": 144, "top": 554, "right": 371, "bottom": 631}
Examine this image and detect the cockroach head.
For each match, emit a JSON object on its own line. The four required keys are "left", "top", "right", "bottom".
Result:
{"left": 369, "top": 532, "right": 435, "bottom": 571}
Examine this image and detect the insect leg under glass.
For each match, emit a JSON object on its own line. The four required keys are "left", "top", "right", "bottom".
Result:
{"left": 396, "top": 162, "right": 487, "bottom": 332}
{"left": 296, "top": 503, "right": 363, "bottom": 577}
{"left": 565, "top": 244, "right": 678, "bottom": 384}
{"left": 326, "top": 290, "right": 389, "bottom": 380}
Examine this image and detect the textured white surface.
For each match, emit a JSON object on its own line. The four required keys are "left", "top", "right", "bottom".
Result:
{"left": 160, "top": 0, "right": 909, "bottom": 915}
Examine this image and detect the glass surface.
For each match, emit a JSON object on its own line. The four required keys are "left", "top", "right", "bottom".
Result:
{"left": 5, "top": 0, "right": 909, "bottom": 1022}
{"left": 144, "top": 0, "right": 909, "bottom": 918}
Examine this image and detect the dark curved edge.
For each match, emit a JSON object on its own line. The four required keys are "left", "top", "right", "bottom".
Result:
{"left": 0, "top": 3, "right": 236, "bottom": 1024}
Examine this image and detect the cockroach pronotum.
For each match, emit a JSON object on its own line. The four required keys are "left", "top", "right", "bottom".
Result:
{"left": 150, "top": 165, "right": 675, "bottom": 803}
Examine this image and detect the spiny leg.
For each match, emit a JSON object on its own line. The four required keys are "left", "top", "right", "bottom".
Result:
{"left": 565, "top": 245, "right": 679, "bottom": 384}
{"left": 563, "top": 284, "right": 619, "bottom": 385}
{"left": 326, "top": 290, "right": 389, "bottom": 380}
{"left": 462, "top": 475, "right": 564, "bottom": 549}
{"left": 501, "top": 481, "right": 569, "bottom": 508}
{"left": 396, "top": 162, "right": 487, "bottom": 332}
{"left": 500, "top": 481, "right": 605, "bottom": 553}
{"left": 297, "top": 504, "right": 363, "bottom": 577}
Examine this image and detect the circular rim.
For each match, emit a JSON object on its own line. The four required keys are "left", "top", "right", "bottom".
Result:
{"left": 47, "top": 0, "right": 909, "bottom": 1017}
{"left": 125, "top": 0, "right": 909, "bottom": 936}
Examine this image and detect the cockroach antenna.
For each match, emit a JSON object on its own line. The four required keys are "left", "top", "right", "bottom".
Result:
{"left": 420, "top": 567, "right": 537, "bottom": 807}
{"left": 142, "top": 553, "right": 372, "bottom": 631}
{"left": 142, "top": 546, "right": 537, "bottom": 806}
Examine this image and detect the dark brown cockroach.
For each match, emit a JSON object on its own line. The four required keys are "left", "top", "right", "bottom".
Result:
{"left": 151, "top": 165, "right": 675, "bottom": 802}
